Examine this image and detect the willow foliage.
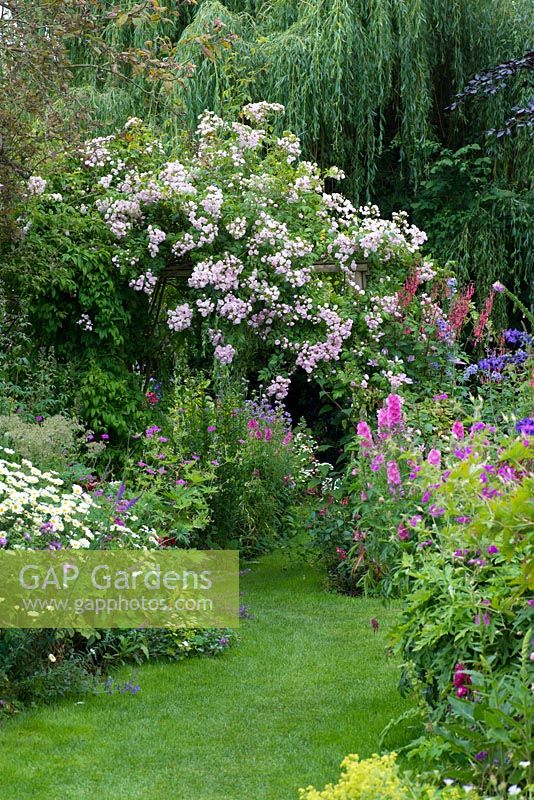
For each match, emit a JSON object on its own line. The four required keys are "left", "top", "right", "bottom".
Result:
{"left": 67, "top": 1, "right": 533, "bottom": 302}
{"left": 72, "top": 0, "right": 532, "bottom": 194}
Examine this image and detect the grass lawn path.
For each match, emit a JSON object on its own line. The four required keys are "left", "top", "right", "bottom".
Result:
{"left": 0, "top": 550, "right": 410, "bottom": 800}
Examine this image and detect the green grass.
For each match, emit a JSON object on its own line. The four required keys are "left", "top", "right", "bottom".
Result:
{"left": 0, "top": 550, "right": 411, "bottom": 800}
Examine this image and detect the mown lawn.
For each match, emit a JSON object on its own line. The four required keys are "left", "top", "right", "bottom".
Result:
{"left": 0, "top": 550, "right": 411, "bottom": 800}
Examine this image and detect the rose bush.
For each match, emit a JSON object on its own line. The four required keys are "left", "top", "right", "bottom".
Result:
{"left": 4, "top": 104, "right": 457, "bottom": 437}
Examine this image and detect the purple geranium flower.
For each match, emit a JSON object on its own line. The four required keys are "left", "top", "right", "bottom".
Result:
{"left": 429, "top": 504, "right": 445, "bottom": 517}
{"left": 516, "top": 417, "right": 534, "bottom": 436}
{"left": 370, "top": 454, "right": 384, "bottom": 472}
{"left": 451, "top": 420, "right": 465, "bottom": 440}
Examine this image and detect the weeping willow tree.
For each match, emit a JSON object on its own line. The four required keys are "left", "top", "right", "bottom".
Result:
{"left": 68, "top": 0, "right": 533, "bottom": 302}
{"left": 70, "top": 0, "right": 531, "bottom": 187}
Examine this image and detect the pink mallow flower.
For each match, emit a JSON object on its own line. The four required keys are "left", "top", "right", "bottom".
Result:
{"left": 451, "top": 420, "right": 465, "bottom": 440}
{"left": 356, "top": 421, "right": 373, "bottom": 448}
{"left": 377, "top": 407, "right": 389, "bottom": 433}
{"left": 386, "top": 460, "right": 401, "bottom": 486}
{"left": 427, "top": 448, "right": 441, "bottom": 467}
{"left": 386, "top": 394, "right": 403, "bottom": 428}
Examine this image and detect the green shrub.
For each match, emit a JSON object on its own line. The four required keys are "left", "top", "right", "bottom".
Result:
{"left": 0, "top": 285, "right": 72, "bottom": 418}
{"left": 166, "top": 376, "right": 308, "bottom": 554}
{"left": 298, "top": 752, "right": 481, "bottom": 799}
{"left": 0, "top": 413, "right": 84, "bottom": 471}
{"left": 0, "top": 627, "right": 234, "bottom": 711}
{"left": 387, "top": 432, "right": 534, "bottom": 786}
{"left": 123, "top": 375, "right": 312, "bottom": 554}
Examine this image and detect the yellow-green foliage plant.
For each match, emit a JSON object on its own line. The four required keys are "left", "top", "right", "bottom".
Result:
{"left": 298, "top": 753, "right": 481, "bottom": 800}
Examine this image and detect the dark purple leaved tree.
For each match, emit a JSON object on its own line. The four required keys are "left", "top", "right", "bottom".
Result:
{"left": 448, "top": 51, "right": 534, "bottom": 137}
